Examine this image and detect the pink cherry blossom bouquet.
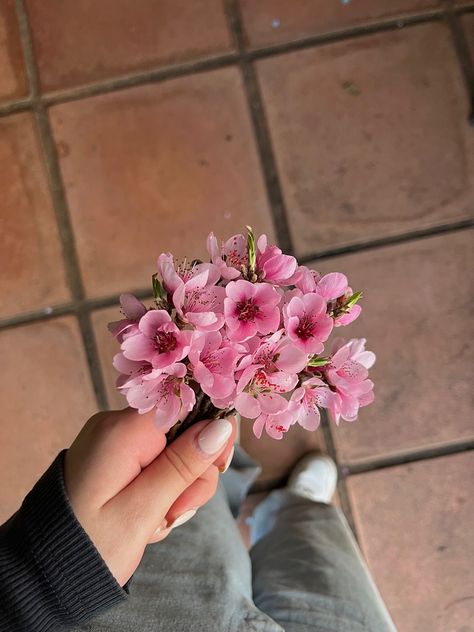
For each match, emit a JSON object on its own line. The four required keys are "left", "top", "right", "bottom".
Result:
{"left": 108, "top": 227, "right": 375, "bottom": 442}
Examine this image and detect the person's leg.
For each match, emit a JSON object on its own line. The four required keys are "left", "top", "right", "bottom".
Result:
{"left": 249, "top": 457, "right": 397, "bottom": 632}
{"left": 75, "top": 482, "right": 283, "bottom": 632}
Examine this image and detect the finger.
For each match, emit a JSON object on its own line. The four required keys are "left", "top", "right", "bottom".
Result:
{"left": 212, "top": 414, "right": 237, "bottom": 473}
{"left": 147, "top": 465, "right": 219, "bottom": 544}
{"left": 117, "top": 417, "right": 233, "bottom": 532}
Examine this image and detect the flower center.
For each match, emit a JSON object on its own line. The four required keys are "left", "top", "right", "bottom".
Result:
{"left": 296, "top": 315, "right": 315, "bottom": 340}
{"left": 155, "top": 331, "right": 177, "bottom": 353}
{"left": 236, "top": 298, "right": 260, "bottom": 322}
{"left": 255, "top": 345, "right": 277, "bottom": 372}
{"left": 203, "top": 351, "right": 219, "bottom": 371}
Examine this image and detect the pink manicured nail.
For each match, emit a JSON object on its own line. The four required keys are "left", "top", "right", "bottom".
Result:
{"left": 197, "top": 418, "right": 232, "bottom": 455}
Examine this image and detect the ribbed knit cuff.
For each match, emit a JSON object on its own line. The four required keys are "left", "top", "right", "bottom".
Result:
{"left": 20, "top": 450, "right": 127, "bottom": 625}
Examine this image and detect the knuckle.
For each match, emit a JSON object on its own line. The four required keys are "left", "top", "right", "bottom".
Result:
{"left": 162, "top": 446, "right": 197, "bottom": 487}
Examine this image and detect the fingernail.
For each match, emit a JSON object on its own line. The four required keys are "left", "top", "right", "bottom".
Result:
{"left": 219, "top": 445, "right": 235, "bottom": 473}
{"left": 197, "top": 418, "right": 232, "bottom": 455}
{"left": 169, "top": 508, "right": 197, "bottom": 529}
{"left": 154, "top": 518, "right": 168, "bottom": 535}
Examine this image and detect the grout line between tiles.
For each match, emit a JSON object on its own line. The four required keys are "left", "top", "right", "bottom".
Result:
{"left": 444, "top": 0, "right": 474, "bottom": 122}
{"left": 0, "top": 292, "right": 153, "bottom": 331}
{"left": 41, "top": 53, "right": 239, "bottom": 107}
{"left": 245, "top": 8, "right": 445, "bottom": 61}
{"left": 454, "top": 2, "right": 474, "bottom": 13}
{"left": 14, "top": 0, "right": 109, "bottom": 410}
{"left": 341, "top": 439, "right": 474, "bottom": 475}
{"left": 224, "top": 0, "right": 294, "bottom": 255}
{"left": 0, "top": 305, "right": 76, "bottom": 331}
{"left": 299, "top": 220, "right": 474, "bottom": 263}
{"left": 0, "top": 98, "right": 34, "bottom": 117}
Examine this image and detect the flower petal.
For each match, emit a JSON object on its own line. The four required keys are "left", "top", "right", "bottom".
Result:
{"left": 258, "top": 392, "right": 288, "bottom": 414}
{"left": 298, "top": 404, "right": 321, "bottom": 431}
{"left": 122, "top": 333, "right": 155, "bottom": 362}
{"left": 317, "top": 273, "right": 348, "bottom": 300}
{"left": 120, "top": 293, "right": 147, "bottom": 320}
{"left": 138, "top": 310, "right": 171, "bottom": 337}
{"left": 276, "top": 342, "right": 308, "bottom": 373}
{"left": 235, "top": 392, "right": 261, "bottom": 418}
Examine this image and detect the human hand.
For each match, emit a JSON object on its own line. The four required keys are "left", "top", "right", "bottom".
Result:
{"left": 63, "top": 408, "right": 236, "bottom": 586}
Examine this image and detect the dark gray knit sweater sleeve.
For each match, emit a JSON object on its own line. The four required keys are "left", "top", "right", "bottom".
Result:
{"left": 0, "top": 450, "right": 127, "bottom": 631}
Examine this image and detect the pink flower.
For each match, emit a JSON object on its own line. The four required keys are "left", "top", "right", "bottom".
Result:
{"left": 173, "top": 280, "right": 226, "bottom": 332}
{"left": 234, "top": 366, "right": 296, "bottom": 419}
{"left": 286, "top": 265, "right": 321, "bottom": 293}
{"left": 316, "top": 272, "right": 361, "bottom": 327}
{"left": 189, "top": 331, "right": 239, "bottom": 402}
{"left": 256, "top": 234, "right": 297, "bottom": 284}
{"left": 207, "top": 232, "right": 246, "bottom": 280}
{"left": 336, "top": 304, "right": 362, "bottom": 326}
{"left": 224, "top": 280, "right": 281, "bottom": 342}
{"left": 121, "top": 310, "right": 191, "bottom": 369}
{"left": 285, "top": 293, "right": 333, "bottom": 354}
{"left": 253, "top": 409, "right": 295, "bottom": 440}
{"left": 289, "top": 377, "right": 335, "bottom": 431}
{"left": 323, "top": 338, "right": 375, "bottom": 424}
{"left": 124, "top": 363, "right": 195, "bottom": 432}
{"left": 237, "top": 330, "right": 308, "bottom": 375}
{"left": 157, "top": 253, "right": 219, "bottom": 293}
{"left": 107, "top": 294, "right": 147, "bottom": 342}
{"left": 207, "top": 231, "right": 297, "bottom": 285}
{"left": 158, "top": 254, "right": 225, "bottom": 331}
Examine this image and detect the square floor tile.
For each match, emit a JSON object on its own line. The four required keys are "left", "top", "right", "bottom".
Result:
{"left": 257, "top": 23, "right": 474, "bottom": 256}
{"left": 0, "top": 113, "right": 70, "bottom": 320}
{"left": 50, "top": 68, "right": 275, "bottom": 298}
{"left": 347, "top": 452, "right": 474, "bottom": 631}
{"left": 240, "top": 0, "right": 438, "bottom": 48}
{"left": 0, "top": 317, "right": 97, "bottom": 522}
{"left": 26, "top": 0, "right": 234, "bottom": 92}
{"left": 0, "top": 0, "right": 28, "bottom": 101}
{"left": 314, "top": 230, "right": 474, "bottom": 463}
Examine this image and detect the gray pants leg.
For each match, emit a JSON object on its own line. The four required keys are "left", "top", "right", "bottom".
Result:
{"left": 249, "top": 490, "right": 397, "bottom": 632}
{"left": 76, "top": 483, "right": 282, "bottom": 632}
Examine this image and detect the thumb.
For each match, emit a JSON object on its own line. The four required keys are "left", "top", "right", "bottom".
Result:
{"left": 116, "top": 417, "right": 234, "bottom": 530}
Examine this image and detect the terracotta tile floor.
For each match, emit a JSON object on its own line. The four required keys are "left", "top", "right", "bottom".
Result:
{"left": 1, "top": 2, "right": 473, "bottom": 630}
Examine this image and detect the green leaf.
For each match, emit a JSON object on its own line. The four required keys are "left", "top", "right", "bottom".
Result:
{"left": 152, "top": 274, "right": 166, "bottom": 301}
{"left": 308, "top": 356, "right": 330, "bottom": 367}
{"left": 346, "top": 290, "right": 362, "bottom": 308}
{"left": 246, "top": 225, "right": 256, "bottom": 273}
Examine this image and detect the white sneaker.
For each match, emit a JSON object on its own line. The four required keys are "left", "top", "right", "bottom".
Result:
{"left": 287, "top": 453, "right": 338, "bottom": 504}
